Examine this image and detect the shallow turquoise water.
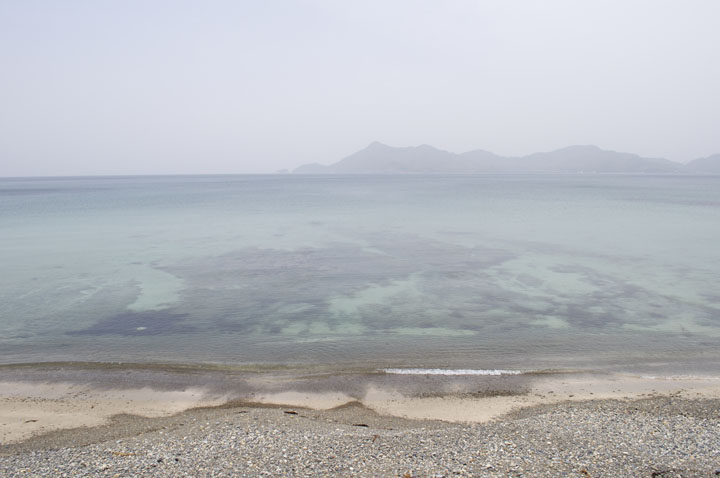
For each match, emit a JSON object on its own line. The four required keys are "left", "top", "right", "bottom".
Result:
{"left": 1, "top": 174, "right": 719, "bottom": 373}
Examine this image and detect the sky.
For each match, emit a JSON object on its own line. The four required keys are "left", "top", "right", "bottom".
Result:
{"left": 1, "top": 0, "right": 719, "bottom": 176}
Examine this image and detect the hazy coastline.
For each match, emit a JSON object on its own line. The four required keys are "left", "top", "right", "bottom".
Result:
{"left": 293, "top": 142, "right": 720, "bottom": 174}
{"left": 3, "top": 1, "right": 720, "bottom": 474}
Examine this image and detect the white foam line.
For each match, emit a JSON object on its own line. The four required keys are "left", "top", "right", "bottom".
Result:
{"left": 382, "top": 368, "right": 524, "bottom": 376}
{"left": 639, "top": 374, "right": 720, "bottom": 381}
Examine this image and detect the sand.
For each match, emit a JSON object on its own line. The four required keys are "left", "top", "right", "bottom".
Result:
{"left": 0, "top": 381, "right": 229, "bottom": 444}
{"left": 3, "top": 370, "right": 720, "bottom": 445}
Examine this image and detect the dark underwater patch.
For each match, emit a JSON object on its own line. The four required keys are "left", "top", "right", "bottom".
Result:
{"left": 158, "top": 235, "right": 518, "bottom": 335}
{"left": 67, "top": 310, "right": 197, "bottom": 336}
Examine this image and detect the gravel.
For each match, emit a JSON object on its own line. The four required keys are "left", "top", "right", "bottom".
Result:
{"left": 1, "top": 397, "right": 719, "bottom": 477}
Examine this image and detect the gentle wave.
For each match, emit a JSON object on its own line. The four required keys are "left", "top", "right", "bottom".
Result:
{"left": 639, "top": 374, "right": 720, "bottom": 381}
{"left": 382, "top": 368, "right": 524, "bottom": 376}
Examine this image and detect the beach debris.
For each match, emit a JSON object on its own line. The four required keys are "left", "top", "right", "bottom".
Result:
{"left": 352, "top": 423, "right": 369, "bottom": 427}
{"left": 650, "top": 470, "right": 678, "bottom": 477}
{"left": 283, "top": 410, "right": 298, "bottom": 415}
{"left": 372, "top": 434, "right": 379, "bottom": 443}
{"left": 402, "top": 472, "right": 412, "bottom": 478}
{"left": 111, "top": 451, "right": 135, "bottom": 457}
{"left": 579, "top": 468, "right": 591, "bottom": 477}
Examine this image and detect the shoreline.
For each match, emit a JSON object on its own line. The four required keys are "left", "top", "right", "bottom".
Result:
{"left": 2, "top": 363, "right": 720, "bottom": 446}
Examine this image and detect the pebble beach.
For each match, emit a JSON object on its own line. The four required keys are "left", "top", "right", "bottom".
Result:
{"left": 2, "top": 395, "right": 719, "bottom": 477}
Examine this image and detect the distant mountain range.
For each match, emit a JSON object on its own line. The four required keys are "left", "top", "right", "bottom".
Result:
{"left": 293, "top": 142, "right": 720, "bottom": 174}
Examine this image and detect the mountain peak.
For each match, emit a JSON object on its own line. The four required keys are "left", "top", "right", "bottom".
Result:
{"left": 686, "top": 153, "right": 720, "bottom": 173}
{"left": 558, "top": 145, "right": 603, "bottom": 152}
{"left": 365, "top": 141, "right": 391, "bottom": 150}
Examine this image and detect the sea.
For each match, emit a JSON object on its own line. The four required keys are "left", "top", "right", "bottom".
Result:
{"left": 1, "top": 174, "right": 719, "bottom": 376}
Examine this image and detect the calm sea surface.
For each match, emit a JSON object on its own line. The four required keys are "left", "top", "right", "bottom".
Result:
{"left": 1, "top": 174, "right": 719, "bottom": 374}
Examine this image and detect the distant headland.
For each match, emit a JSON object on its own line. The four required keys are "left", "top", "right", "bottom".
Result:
{"left": 293, "top": 142, "right": 720, "bottom": 174}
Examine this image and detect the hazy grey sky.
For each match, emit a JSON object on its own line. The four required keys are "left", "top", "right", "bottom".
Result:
{"left": 1, "top": 1, "right": 719, "bottom": 175}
